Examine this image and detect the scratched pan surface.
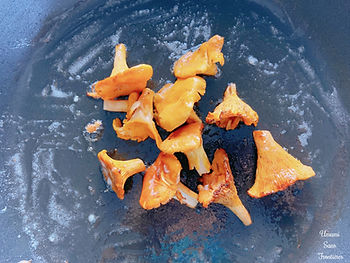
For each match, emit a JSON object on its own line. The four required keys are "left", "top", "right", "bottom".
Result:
{"left": 1, "top": 0, "right": 350, "bottom": 262}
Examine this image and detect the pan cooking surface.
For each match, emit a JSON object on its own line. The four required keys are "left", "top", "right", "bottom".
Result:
{"left": 1, "top": 0, "right": 349, "bottom": 262}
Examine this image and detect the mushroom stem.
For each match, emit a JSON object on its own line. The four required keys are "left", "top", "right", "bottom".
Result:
{"left": 185, "top": 144, "right": 211, "bottom": 175}
{"left": 111, "top": 44, "right": 129, "bottom": 76}
{"left": 173, "top": 182, "right": 198, "bottom": 208}
{"left": 121, "top": 158, "right": 146, "bottom": 175}
{"left": 103, "top": 100, "right": 128, "bottom": 112}
{"left": 225, "top": 201, "right": 252, "bottom": 226}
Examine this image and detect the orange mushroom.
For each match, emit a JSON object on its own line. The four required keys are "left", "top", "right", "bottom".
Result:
{"left": 159, "top": 122, "right": 211, "bottom": 175}
{"left": 173, "top": 35, "right": 224, "bottom": 78}
{"left": 206, "top": 83, "right": 259, "bottom": 130}
{"left": 113, "top": 88, "right": 161, "bottom": 145}
{"left": 154, "top": 76, "right": 206, "bottom": 132}
{"left": 248, "top": 130, "right": 315, "bottom": 198}
{"left": 198, "top": 148, "right": 252, "bottom": 226}
{"left": 97, "top": 150, "right": 146, "bottom": 199}
{"left": 91, "top": 44, "right": 152, "bottom": 100}
{"left": 139, "top": 152, "right": 198, "bottom": 209}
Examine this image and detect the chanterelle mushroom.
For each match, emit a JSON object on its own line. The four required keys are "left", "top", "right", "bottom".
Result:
{"left": 154, "top": 76, "right": 206, "bottom": 132}
{"left": 90, "top": 44, "right": 153, "bottom": 100}
{"left": 113, "top": 88, "right": 161, "bottom": 145}
{"left": 206, "top": 83, "right": 259, "bottom": 130}
{"left": 97, "top": 150, "right": 146, "bottom": 199}
{"left": 198, "top": 148, "right": 252, "bottom": 226}
{"left": 173, "top": 35, "right": 224, "bottom": 78}
{"left": 139, "top": 152, "right": 198, "bottom": 209}
{"left": 159, "top": 122, "right": 211, "bottom": 175}
{"left": 248, "top": 130, "right": 315, "bottom": 198}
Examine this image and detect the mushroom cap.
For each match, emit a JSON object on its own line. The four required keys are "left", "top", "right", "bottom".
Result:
{"left": 248, "top": 130, "right": 315, "bottom": 198}
{"left": 95, "top": 64, "right": 153, "bottom": 100}
{"left": 139, "top": 153, "right": 181, "bottom": 209}
{"left": 114, "top": 88, "right": 161, "bottom": 144}
{"left": 154, "top": 76, "right": 206, "bottom": 131}
{"left": 159, "top": 122, "right": 203, "bottom": 154}
{"left": 97, "top": 150, "right": 146, "bottom": 199}
{"left": 206, "top": 83, "right": 259, "bottom": 130}
{"left": 174, "top": 35, "right": 224, "bottom": 78}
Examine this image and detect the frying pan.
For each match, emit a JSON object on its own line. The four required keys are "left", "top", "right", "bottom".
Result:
{"left": 1, "top": 0, "right": 349, "bottom": 262}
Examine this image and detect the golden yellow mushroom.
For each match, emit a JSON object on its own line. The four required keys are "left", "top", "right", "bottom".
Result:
{"left": 206, "top": 83, "right": 259, "bottom": 130}
{"left": 248, "top": 130, "right": 315, "bottom": 198}
{"left": 97, "top": 150, "right": 146, "bottom": 199}
{"left": 154, "top": 76, "right": 206, "bottom": 132}
{"left": 139, "top": 153, "right": 198, "bottom": 209}
{"left": 198, "top": 148, "right": 252, "bottom": 226}
{"left": 113, "top": 88, "right": 161, "bottom": 145}
{"left": 159, "top": 122, "right": 211, "bottom": 175}
{"left": 173, "top": 35, "right": 224, "bottom": 78}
